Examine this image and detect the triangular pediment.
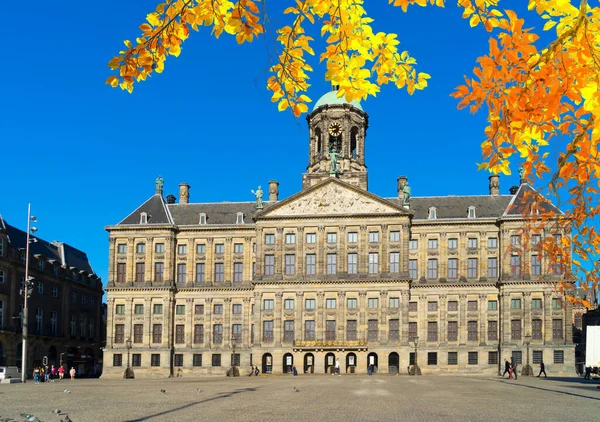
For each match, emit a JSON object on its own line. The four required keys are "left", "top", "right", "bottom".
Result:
{"left": 257, "top": 178, "right": 411, "bottom": 218}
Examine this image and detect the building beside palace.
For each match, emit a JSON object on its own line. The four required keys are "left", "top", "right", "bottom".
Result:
{"left": 0, "top": 216, "right": 104, "bottom": 376}
{"left": 103, "top": 89, "right": 575, "bottom": 377}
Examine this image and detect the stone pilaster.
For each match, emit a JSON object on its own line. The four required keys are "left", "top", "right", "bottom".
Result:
{"left": 543, "top": 291, "right": 552, "bottom": 344}
{"left": 381, "top": 225, "right": 389, "bottom": 273}
{"left": 317, "top": 291, "right": 325, "bottom": 340}
{"left": 380, "top": 290, "right": 388, "bottom": 345}
{"left": 145, "top": 298, "right": 152, "bottom": 346}
{"left": 108, "top": 239, "right": 116, "bottom": 286}
{"left": 459, "top": 294, "right": 467, "bottom": 344}
{"left": 145, "top": 237, "right": 153, "bottom": 283}
{"left": 337, "top": 291, "right": 346, "bottom": 340}
{"left": 205, "top": 297, "right": 213, "bottom": 348}
{"left": 295, "top": 292, "right": 303, "bottom": 342}
{"left": 224, "top": 298, "right": 232, "bottom": 345}
{"left": 479, "top": 294, "right": 487, "bottom": 346}
{"left": 243, "top": 297, "right": 252, "bottom": 347}
{"left": 106, "top": 298, "right": 115, "bottom": 348}
{"left": 439, "top": 294, "right": 447, "bottom": 344}
{"left": 253, "top": 292, "right": 261, "bottom": 346}
{"left": 126, "top": 237, "right": 135, "bottom": 285}
{"left": 401, "top": 291, "right": 410, "bottom": 346}
{"left": 359, "top": 292, "right": 367, "bottom": 340}
{"left": 275, "top": 293, "right": 283, "bottom": 346}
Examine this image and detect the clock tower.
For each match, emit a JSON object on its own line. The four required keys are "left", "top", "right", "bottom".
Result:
{"left": 303, "top": 87, "right": 369, "bottom": 190}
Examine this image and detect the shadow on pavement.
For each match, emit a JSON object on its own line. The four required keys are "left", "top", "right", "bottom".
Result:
{"left": 124, "top": 387, "right": 259, "bottom": 422}
{"left": 485, "top": 378, "right": 600, "bottom": 401}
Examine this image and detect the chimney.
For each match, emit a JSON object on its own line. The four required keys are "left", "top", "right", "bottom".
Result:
{"left": 179, "top": 183, "right": 190, "bottom": 204}
{"left": 269, "top": 180, "right": 279, "bottom": 201}
{"left": 397, "top": 176, "right": 408, "bottom": 200}
{"left": 166, "top": 194, "right": 176, "bottom": 204}
{"left": 488, "top": 175, "right": 500, "bottom": 196}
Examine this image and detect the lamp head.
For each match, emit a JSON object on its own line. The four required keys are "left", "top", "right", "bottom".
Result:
{"left": 31, "top": 216, "right": 37, "bottom": 223}
{"left": 30, "top": 227, "right": 38, "bottom": 233}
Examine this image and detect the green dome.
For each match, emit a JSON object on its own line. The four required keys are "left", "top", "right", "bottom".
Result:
{"left": 313, "top": 90, "right": 363, "bottom": 111}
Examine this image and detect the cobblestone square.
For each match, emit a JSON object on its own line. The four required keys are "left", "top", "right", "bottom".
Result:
{"left": 1, "top": 375, "right": 598, "bottom": 422}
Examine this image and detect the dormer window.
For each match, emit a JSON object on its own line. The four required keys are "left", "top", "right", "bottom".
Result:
{"left": 199, "top": 213, "right": 207, "bottom": 225}
{"left": 236, "top": 212, "right": 244, "bottom": 225}
{"left": 468, "top": 206, "right": 476, "bottom": 219}
{"left": 140, "top": 212, "right": 148, "bottom": 224}
{"left": 428, "top": 207, "right": 437, "bottom": 219}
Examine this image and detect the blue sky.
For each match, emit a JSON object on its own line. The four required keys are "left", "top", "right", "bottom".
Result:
{"left": 0, "top": 1, "right": 545, "bottom": 285}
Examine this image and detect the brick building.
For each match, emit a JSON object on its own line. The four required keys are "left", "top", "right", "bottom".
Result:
{"left": 103, "top": 89, "right": 575, "bottom": 377}
{"left": 0, "top": 216, "right": 103, "bottom": 376}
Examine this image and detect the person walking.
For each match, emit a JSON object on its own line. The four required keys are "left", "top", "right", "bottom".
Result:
{"left": 69, "top": 367, "right": 76, "bottom": 381}
{"left": 58, "top": 365, "right": 65, "bottom": 380}
{"left": 502, "top": 359, "right": 511, "bottom": 378}
{"left": 293, "top": 365, "right": 298, "bottom": 376}
{"left": 335, "top": 359, "right": 341, "bottom": 376}
{"left": 510, "top": 357, "right": 518, "bottom": 380}
{"left": 584, "top": 366, "right": 591, "bottom": 380}
{"left": 50, "top": 365, "right": 57, "bottom": 381}
{"left": 33, "top": 367, "right": 40, "bottom": 384}
{"left": 537, "top": 361, "right": 547, "bottom": 378}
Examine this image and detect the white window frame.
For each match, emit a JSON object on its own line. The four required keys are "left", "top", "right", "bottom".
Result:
{"left": 347, "top": 232, "right": 358, "bottom": 243}
{"left": 236, "top": 212, "right": 244, "bottom": 224}
{"left": 177, "top": 244, "right": 187, "bottom": 255}
{"left": 234, "top": 243, "right": 243, "bottom": 254}
{"left": 347, "top": 253, "right": 358, "bottom": 274}
{"left": 468, "top": 206, "right": 476, "bottom": 218}
{"left": 389, "top": 231, "right": 400, "bottom": 242}
{"left": 199, "top": 213, "right": 207, "bottom": 225}
{"left": 196, "top": 244, "right": 206, "bottom": 254}
{"left": 285, "top": 233, "right": 296, "bottom": 245}
{"left": 140, "top": 212, "right": 148, "bottom": 224}
{"left": 265, "top": 234, "right": 275, "bottom": 245}
{"left": 326, "top": 232, "right": 337, "bottom": 244}
{"left": 369, "top": 231, "right": 379, "bottom": 243}
{"left": 306, "top": 233, "right": 316, "bottom": 244}
{"left": 368, "top": 252, "right": 379, "bottom": 274}
{"left": 305, "top": 254, "right": 316, "bottom": 275}
{"left": 428, "top": 207, "right": 437, "bottom": 219}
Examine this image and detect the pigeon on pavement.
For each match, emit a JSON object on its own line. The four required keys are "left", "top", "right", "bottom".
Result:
{"left": 62, "top": 416, "right": 72, "bottom": 422}
{"left": 293, "top": 387, "right": 299, "bottom": 392}
{"left": 196, "top": 388, "right": 202, "bottom": 393}
{"left": 160, "top": 389, "right": 167, "bottom": 393}
{"left": 63, "top": 389, "right": 71, "bottom": 393}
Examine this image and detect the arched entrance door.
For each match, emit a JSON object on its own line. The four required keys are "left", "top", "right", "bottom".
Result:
{"left": 0, "top": 341, "right": 5, "bottom": 366}
{"left": 367, "top": 352, "right": 378, "bottom": 374}
{"left": 304, "top": 353, "right": 314, "bottom": 374}
{"left": 283, "top": 353, "right": 294, "bottom": 374}
{"left": 346, "top": 353, "right": 357, "bottom": 374}
{"left": 48, "top": 346, "right": 58, "bottom": 366}
{"left": 325, "top": 352, "right": 336, "bottom": 374}
{"left": 262, "top": 353, "right": 273, "bottom": 374}
{"left": 388, "top": 352, "right": 399, "bottom": 374}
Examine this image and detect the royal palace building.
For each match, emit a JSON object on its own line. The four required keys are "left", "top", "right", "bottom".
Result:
{"left": 103, "top": 89, "right": 575, "bottom": 377}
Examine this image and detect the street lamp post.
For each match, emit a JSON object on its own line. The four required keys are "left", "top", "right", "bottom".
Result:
{"left": 124, "top": 338, "right": 134, "bottom": 379}
{"left": 412, "top": 336, "right": 421, "bottom": 376}
{"left": 20, "top": 204, "right": 37, "bottom": 383}
{"left": 522, "top": 334, "right": 533, "bottom": 376}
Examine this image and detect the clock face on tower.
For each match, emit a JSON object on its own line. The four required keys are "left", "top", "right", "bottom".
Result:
{"left": 328, "top": 122, "right": 342, "bottom": 137}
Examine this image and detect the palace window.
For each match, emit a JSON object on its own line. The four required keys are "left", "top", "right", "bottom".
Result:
{"left": 213, "top": 324, "right": 223, "bottom": 343}
{"left": 554, "top": 350, "right": 564, "bottom": 364}
{"left": 325, "top": 320, "right": 336, "bottom": 340}
{"left": 427, "top": 259, "right": 438, "bottom": 279}
{"left": 468, "top": 238, "right": 478, "bottom": 249}
{"left": 390, "top": 231, "right": 400, "bottom": 242}
{"left": 177, "top": 263, "right": 186, "bottom": 283}
{"left": 468, "top": 206, "right": 476, "bottom": 218}
{"left": 408, "top": 322, "right": 417, "bottom": 341}
{"left": 232, "top": 304, "right": 242, "bottom": 314}
{"left": 234, "top": 243, "right": 243, "bottom": 254}
{"left": 389, "top": 319, "right": 400, "bottom": 340}
{"left": 136, "top": 243, "right": 145, "bottom": 254}
{"left": 212, "top": 354, "right": 221, "bottom": 367}
{"left": 176, "top": 325, "right": 185, "bottom": 344}
{"left": 389, "top": 252, "right": 400, "bottom": 273}
{"left": 409, "top": 259, "right": 417, "bottom": 279}
{"left": 326, "top": 254, "right": 337, "bottom": 275}
{"left": 234, "top": 262, "right": 243, "bottom": 282}
{"left": 264, "top": 255, "right": 274, "bottom": 276}
{"left": 263, "top": 321, "right": 274, "bottom": 341}
{"left": 114, "top": 324, "right": 124, "bottom": 343}
{"left": 511, "top": 320, "right": 522, "bottom": 340}
{"left": 448, "top": 352, "right": 458, "bottom": 365}
{"left": 511, "top": 299, "right": 521, "bottom": 309}
{"left": 511, "top": 255, "right": 521, "bottom": 277}
{"left": 468, "top": 321, "right": 478, "bottom": 341}
{"left": 153, "top": 304, "right": 163, "bottom": 314}
{"left": 113, "top": 354, "right": 123, "bottom": 367}
{"left": 264, "top": 234, "right": 275, "bottom": 245}
{"left": 428, "top": 301, "right": 438, "bottom": 312}
{"left": 428, "top": 238, "right": 438, "bottom": 249}
{"left": 467, "top": 300, "right": 477, "bottom": 311}
{"left": 347, "top": 253, "right": 358, "bottom": 274}
{"left": 152, "top": 324, "right": 162, "bottom": 343}
{"left": 488, "top": 300, "right": 497, "bottom": 310}
{"left": 448, "top": 259, "right": 458, "bottom": 279}
{"left": 368, "top": 298, "right": 379, "bottom": 309}
{"left": 115, "top": 304, "right": 125, "bottom": 314}
{"left": 155, "top": 243, "right": 164, "bottom": 253}
{"left": 428, "top": 207, "right": 437, "bottom": 219}
{"left": 117, "top": 244, "right": 127, "bottom": 254}
{"left": 196, "top": 263, "right": 205, "bottom": 283}
{"left": 304, "top": 320, "right": 315, "bottom": 340}
{"left": 532, "top": 319, "right": 542, "bottom": 340}
{"left": 116, "top": 263, "right": 126, "bottom": 283}
{"left": 531, "top": 255, "right": 542, "bottom": 276}
{"left": 488, "top": 237, "right": 498, "bottom": 248}
{"left": 177, "top": 244, "right": 187, "bottom": 255}
{"left": 533, "top": 351, "right": 543, "bottom": 364}
{"left": 199, "top": 213, "right": 207, "bottom": 225}
{"left": 236, "top": 213, "right": 244, "bottom": 224}
{"left": 409, "top": 239, "right": 418, "bottom": 250}
{"left": 176, "top": 305, "right": 185, "bottom": 315}
{"left": 531, "top": 298, "right": 542, "bottom": 309}
{"left": 467, "top": 258, "right": 478, "bottom": 278}
{"left": 367, "top": 319, "right": 378, "bottom": 341}
{"left": 305, "top": 299, "right": 315, "bottom": 310}
{"left": 409, "top": 302, "right": 417, "bottom": 312}
{"left": 552, "top": 319, "right": 563, "bottom": 339}
{"left": 134, "top": 304, "right": 144, "bottom": 314}
{"left": 154, "top": 262, "right": 164, "bottom": 282}
{"left": 427, "top": 322, "right": 438, "bottom": 341}
{"left": 283, "top": 321, "right": 294, "bottom": 342}
{"left": 488, "top": 258, "right": 498, "bottom": 278}
{"left": 285, "top": 254, "right": 296, "bottom": 275}
{"left": 194, "top": 324, "right": 204, "bottom": 344}
{"left": 488, "top": 352, "right": 498, "bottom": 365}
{"left": 285, "top": 233, "right": 296, "bottom": 244}
{"left": 214, "top": 263, "right": 224, "bottom": 282}
{"left": 326, "top": 298, "right": 336, "bottom": 309}
{"left": 368, "top": 253, "right": 379, "bottom": 274}
{"left": 135, "top": 262, "right": 145, "bottom": 282}
{"left": 448, "top": 238, "right": 458, "bottom": 250}
{"left": 264, "top": 299, "right": 274, "bottom": 310}
{"left": 214, "top": 304, "right": 223, "bottom": 314}
{"left": 488, "top": 321, "right": 498, "bottom": 341}
{"left": 346, "top": 320, "right": 357, "bottom": 340}
{"left": 447, "top": 321, "right": 458, "bottom": 341}
{"left": 511, "top": 235, "right": 521, "bottom": 247}
{"left": 552, "top": 298, "right": 562, "bottom": 309}
{"left": 215, "top": 244, "right": 224, "bottom": 254}
{"left": 532, "top": 234, "right": 541, "bottom": 246}
{"left": 232, "top": 324, "right": 242, "bottom": 343}
{"left": 306, "top": 233, "right": 316, "bottom": 244}
{"left": 305, "top": 254, "right": 316, "bottom": 275}
{"left": 428, "top": 353, "right": 438, "bottom": 366}
{"left": 151, "top": 354, "right": 160, "bottom": 367}
{"left": 197, "top": 244, "right": 206, "bottom": 254}
{"left": 347, "top": 298, "right": 357, "bottom": 309}
{"left": 369, "top": 231, "right": 379, "bottom": 243}
{"left": 389, "top": 297, "right": 400, "bottom": 308}
{"left": 326, "top": 233, "right": 337, "bottom": 244}
{"left": 468, "top": 352, "right": 478, "bottom": 365}
{"left": 284, "top": 299, "right": 294, "bottom": 310}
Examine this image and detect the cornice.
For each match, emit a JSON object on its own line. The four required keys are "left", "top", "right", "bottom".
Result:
{"left": 252, "top": 278, "right": 411, "bottom": 286}
{"left": 257, "top": 213, "right": 410, "bottom": 221}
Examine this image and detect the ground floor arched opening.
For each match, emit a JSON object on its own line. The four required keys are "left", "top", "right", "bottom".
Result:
{"left": 325, "top": 352, "right": 336, "bottom": 374}
{"left": 283, "top": 353, "right": 293, "bottom": 374}
{"left": 346, "top": 352, "right": 357, "bottom": 374}
{"left": 367, "top": 352, "right": 378, "bottom": 374}
{"left": 304, "top": 353, "right": 314, "bottom": 374}
{"left": 262, "top": 353, "right": 273, "bottom": 374}
{"left": 389, "top": 352, "right": 399, "bottom": 374}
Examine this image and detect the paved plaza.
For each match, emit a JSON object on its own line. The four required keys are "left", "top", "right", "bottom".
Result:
{"left": 1, "top": 375, "right": 598, "bottom": 422}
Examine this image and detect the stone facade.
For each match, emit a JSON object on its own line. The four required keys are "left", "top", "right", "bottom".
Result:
{"left": 0, "top": 217, "right": 103, "bottom": 376}
{"left": 103, "top": 90, "right": 575, "bottom": 378}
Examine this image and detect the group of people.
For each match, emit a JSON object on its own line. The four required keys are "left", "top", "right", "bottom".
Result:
{"left": 502, "top": 358, "right": 547, "bottom": 379}
{"left": 32, "top": 365, "right": 76, "bottom": 384}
